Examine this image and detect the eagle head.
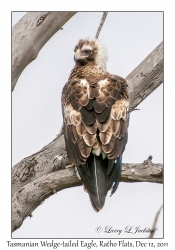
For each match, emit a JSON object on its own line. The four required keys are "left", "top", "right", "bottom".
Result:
{"left": 74, "top": 38, "right": 108, "bottom": 68}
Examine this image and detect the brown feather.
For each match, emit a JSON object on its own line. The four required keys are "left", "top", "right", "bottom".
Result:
{"left": 79, "top": 94, "right": 89, "bottom": 106}
{"left": 64, "top": 126, "right": 85, "bottom": 164}
{"left": 110, "top": 120, "right": 120, "bottom": 134}
{"left": 75, "top": 87, "right": 82, "bottom": 95}
{"left": 121, "top": 108, "right": 126, "bottom": 120}
{"left": 70, "top": 112, "right": 81, "bottom": 126}
{"left": 96, "top": 94, "right": 106, "bottom": 103}
{"left": 101, "top": 135, "right": 116, "bottom": 154}
{"left": 76, "top": 122, "right": 86, "bottom": 136}
{"left": 111, "top": 107, "right": 121, "bottom": 120}
{"left": 64, "top": 134, "right": 76, "bottom": 162}
{"left": 96, "top": 118, "right": 111, "bottom": 132}
{"left": 99, "top": 126, "right": 112, "bottom": 145}
{"left": 109, "top": 88, "right": 119, "bottom": 99}
{"left": 69, "top": 125, "right": 76, "bottom": 144}
{"left": 114, "top": 123, "right": 122, "bottom": 138}
{"left": 110, "top": 77, "right": 122, "bottom": 91}
{"left": 104, "top": 96, "right": 116, "bottom": 107}
{"left": 85, "top": 99, "right": 94, "bottom": 110}
{"left": 102, "top": 89, "right": 109, "bottom": 97}
{"left": 80, "top": 106, "right": 96, "bottom": 125}
{"left": 108, "top": 133, "right": 128, "bottom": 159}
{"left": 95, "top": 107, "right": 111, "bottom": 122}
{"left": 73, "top": 142, "right": 87, "bottom": 164}
{"left": 63, "top": 122, "right": 69, "bottom": 138}
{"left": 83, "top": 132, "right": 96, "bottom": 146}
{"left": 77, "top": 137, "right": 91, "bottom": 158}
{"left": 106, "top": 85, "right": 113, "bottom": 92}
{"left": 120, "top": 118, "right": 129, "bottom": 137}
{"left": 94, "top": 87, "right": 100, "bottom": 98}
{"left": 94, "top": 100, "right": 106, "bottom": 113}
{"left": 71, "top": 93, "right": 78, "bottom": 101}
{"left": 72, "top": 125, "right": 80, "bottom": 141}
{"left": 116, "top": 80, "right": 122, "bottom": 91}
{"left": 71, "top": 99, "right": 82, "bottom": 111}
{"left": 71, "top": 80, "right": 78, "bottom": 87}
{"left": 82, "top": 121, "right": 97, "bottom": 134}
{"left": 88, "top": 87, "right": 95, "bottom": 99}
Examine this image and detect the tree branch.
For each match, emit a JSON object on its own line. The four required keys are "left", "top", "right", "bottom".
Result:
{"left": 12, "top": 158, "right": 163, "bottom": 232}
{"left": 95, "top": 12, "right": 108, "bottom": 39}
{"left": 121, "top": 156, "right": 163, "bottom": 184}
{"left": 127, "top": 41, "right": 163, "bottom": 112}
{"left": 12, "top": 168, "right": 81, "bottom": 232}
{"left": 12, "top": 42, "right": 163, "bottom": 232}
{"left": 148, "top": 205, "right": 163, "bottom": 238}
{"left": 12, "top": 11, "right": 77, "bottom": 91}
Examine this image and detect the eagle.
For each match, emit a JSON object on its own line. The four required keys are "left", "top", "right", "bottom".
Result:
{"left": 61, "top": 38, "right": 129, "bottom": 211}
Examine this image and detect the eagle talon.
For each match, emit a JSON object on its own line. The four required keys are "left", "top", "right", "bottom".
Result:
{"left": 66, "top": 163, "right": 75, "bottom": 169}
{"left": 75, "top": 166, "right": 81, "bottom": 180}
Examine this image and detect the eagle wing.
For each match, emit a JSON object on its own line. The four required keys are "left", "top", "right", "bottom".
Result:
{"left": 61, "top": 75, "right": 129, "bottom": 165}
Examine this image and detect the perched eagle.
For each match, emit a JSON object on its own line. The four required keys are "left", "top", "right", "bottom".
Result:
{"left": 61, "top": 38, "right": 129, "bottom": 211}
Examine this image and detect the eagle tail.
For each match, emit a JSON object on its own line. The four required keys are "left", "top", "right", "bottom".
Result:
{"left": 77, "top": 154, "right": 122, "bottom": 212}
{"left": 108, "top": 156, "right": 122, "bottom": 196}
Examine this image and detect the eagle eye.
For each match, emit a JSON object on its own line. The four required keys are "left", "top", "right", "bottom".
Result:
{"left": 83, "top": 50, "right": 92, "bottom": 55}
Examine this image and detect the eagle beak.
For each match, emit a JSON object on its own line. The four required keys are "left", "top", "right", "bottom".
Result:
{"left": 74, "top": 49, "right": 81, "bottom": 61}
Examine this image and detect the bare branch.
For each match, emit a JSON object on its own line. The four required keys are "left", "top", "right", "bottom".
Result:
{"left": 12, "top": 11, "right": 77, "bottom": 91}
{"left": 127, "top": 42, "right": 163, "bottom": 112}
{"left": 149, "top": 205, "right": 163, "bottom": 238}
{"left": 12, "top": 168, "right": 81, "bottom": 232}
{"left": 95, "top": 12, "right": 108, "bottom": 39}
{"left": 12, "top": 158, "right": 163, "bottom": 232}
{"left": 121, "top": 156, "right": 163, "bottom": 183}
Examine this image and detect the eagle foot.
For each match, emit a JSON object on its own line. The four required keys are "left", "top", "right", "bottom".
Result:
{"left": 75, "top": 166, "right": 81, "bottom": 180}
{"left": 66, "top": 164, "right": 81, "bottom": 179}
{"left": 66, "top": 163, "right": 75, "bottom": 169}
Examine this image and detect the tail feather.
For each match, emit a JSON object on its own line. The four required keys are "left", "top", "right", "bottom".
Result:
{"left": 81, "top": 162, "right": 90, "bottom": 177}
{"left": 109, "top": 156, "right": 122, "bottom": 196}
{"left": 107, "top": 159, "right": 115, "bottom": 175}
{"left": 77, "top": 153, "right": 122, "bottom": 211}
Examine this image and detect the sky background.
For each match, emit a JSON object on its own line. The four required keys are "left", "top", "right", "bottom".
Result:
{"left": 12, "top": 12, "right": 163, "bottom": 239}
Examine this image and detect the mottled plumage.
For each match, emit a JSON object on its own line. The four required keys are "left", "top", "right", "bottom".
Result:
{"left": 61, "top": 38, "right": 129, "bottom": 211}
